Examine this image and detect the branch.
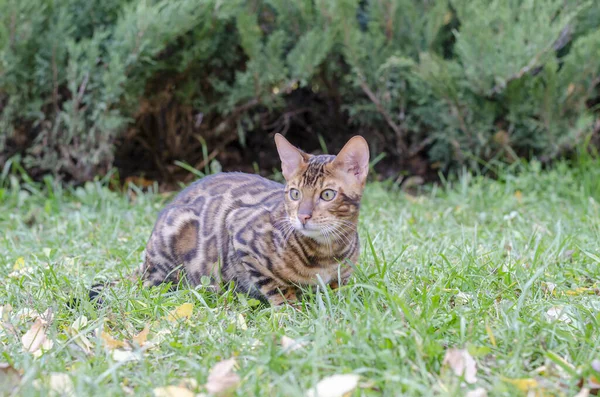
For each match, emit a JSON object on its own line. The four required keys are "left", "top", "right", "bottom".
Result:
{"left": 487, "top": 24, "right": 572, "bottom": 97}
{"left": 358, "top": 79, "right": 409, "bottom": 155}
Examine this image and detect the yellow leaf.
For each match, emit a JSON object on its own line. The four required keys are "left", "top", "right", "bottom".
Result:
{"left": 485, "top": 321, "right": 496, "bottom": 348}
{"left": 13, "top": 257, "right": 25, "bottom": 271}
{"left": 305, "top": 374, "right": 360, "bottom": 397}
{"left": 566, "top": 287, "right": 592, "bottom": 296}
{"left": 514, "top": 190, "right": 522, "bottom": 203}
{"left": 101, "top": 331, "right": 126, "bottom": 350}
{"left": 166, "top": 303, "right": 193, "bottom": 322}
{"left": 501, "top": 377, "right": 538, "bottom": 392}
{"left": 205, "top": 358, "right": 240, "bottom": 395}
{"left": 133, "top": 325, "right": 150, "bottom": 346}
{"left": 153, "top": 385, "right": 196, "bottom": 397}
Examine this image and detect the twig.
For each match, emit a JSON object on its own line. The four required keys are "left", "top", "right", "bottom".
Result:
{"left": 358, "top": 79, "right": 409, "bottom": 155}
{"left": 488, "top": 24, "right": 573, "bottom": 97}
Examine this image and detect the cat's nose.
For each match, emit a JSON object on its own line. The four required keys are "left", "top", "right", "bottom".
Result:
{"left": 298, "top": 213, "right": 311, "bottom": 225}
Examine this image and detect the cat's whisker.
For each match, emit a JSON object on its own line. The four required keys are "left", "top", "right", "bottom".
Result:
{"left": 327, "top": 225, "right": 351, "bottom": 246}
{"left": 324, "top": 221, "right": 354, "bottom": 245}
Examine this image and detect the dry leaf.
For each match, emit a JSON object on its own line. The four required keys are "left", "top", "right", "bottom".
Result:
{"left": 466, "top": 387, "right": 488, "bottom": 397}
{"left": 281, "top": 335, "right": 308, "bottom": 353}
{"left": 101, "top": 331, "right": 126, "bottom": 350}
{"left": 133, "top": 325, "right": 150, "bottom": 346}
{"left": 501, "top": 377, "right": 538, "bottom": 392}
{"left": 205, "top": 358, "right": 240, "bottom": 395}
{"left": 112, "top": 350, "right": 140, "bottom": 362}
{"left": 541, "top": 282, "right": 557, "bottom": 295}
{"left": 236, "top": 313, "right": 248, "bottom": 331}
{"left": 21, "top": 318, "right": 49, "bottom": 354}
{"left": 153, "top": 385, "right": 196, "bottom": 397}
{"left": 167, "top": 303, "right": 194, "bottom": 322}
{"left": 0, "top": 304, "right": 12, "bottom": 321}
{"left": 442, "top": 348, "right": 478, "bottom": 384}
{"left": 305, "top": 374, "right": 360, "bottom": 397}
{"left": 0, "top": 362, "right": 22, "bottom": 393}
{"left": 66, "top": 316, "right": 94, "bottom": 354}
{"left": 575, "top": 388, "right": 591, "bottom": 397}
{"left": 545, "top": 307, "right": 572, "bottom": 323}
{"left": 48, "top": 373, "right": 75, "bottom": 397}
{"left": 566, "top": 287, "right": 593, "bottom": 296}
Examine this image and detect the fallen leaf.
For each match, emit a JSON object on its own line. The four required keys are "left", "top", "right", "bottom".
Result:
{"left": 0, "top": 362, "right": 21, "bottom": 393}
{"left": 541, "top": 282, "right": 557, "bottom": 296}
{"left": 442, "top": 348, "right": 477, "bottom": 384}
{"left": 236, "top": 313, "right": 248, "bottom": 331}
{"left": 13, "top": 257, "right": 25, "bottom": 271}
{"left": 205, "top": 358, "right": 240, "bottom": 395}
{"left": 566, "top": 287, "right": 593, "bottom": 296}
{"left": 167, "top": 303, "right": 193, "bottom": 322}
{"left": 305, "top": 374, "right": 360, "bottom": 397}
{"left": 153, "top": 385, "right": 195, "bottom": 397}
{"left": 48, "top": 373, "right": 75, "bottom": 397}
{"left": 514, "top": 190, "right": 523, "bottom": 203}
{"left": 466, "top": 387, "right": 488, "bottom": 397}
{"left": 132, "top": 325, "right": 150, "bottom": 346}
{"left": 281, "top": 335, "right": 308, "bottom": 353}
{"left": 66, "top": 316, "right": 94, "bottom": 354}
{"left": 0, "top": 304, "right": 12, "bottom": 321}
{"left": 101, "top": 331, "right": 126, "bottom": 350}
{"left": 21, "top": 318, "right": 48, "bottom": 354}
{"left": 501, "top": 377, "right": 538, "bottom": 392}
{"left": 545, "top": 307, "right": 572, "bottom": 324}
{"left": 112, "top": 350, "right": 140, "bottom": 362}
{"left": 575, "top": 388, "right": 591, "bottom": 397}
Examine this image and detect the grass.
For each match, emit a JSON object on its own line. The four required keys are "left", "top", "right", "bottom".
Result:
{"left": 1, "top": 158, "right": 600, "bottom": 396}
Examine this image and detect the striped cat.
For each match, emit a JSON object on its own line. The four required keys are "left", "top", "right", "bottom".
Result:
{"left": 142, "top": 134, "right": 369, "bottom": 305}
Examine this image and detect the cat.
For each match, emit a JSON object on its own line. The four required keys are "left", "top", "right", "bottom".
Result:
{"left": 140, "top": 134, "right": 369, "bottom": 305}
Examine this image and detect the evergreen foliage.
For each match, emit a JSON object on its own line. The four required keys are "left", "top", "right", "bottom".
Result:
{"left": 1, "top": 0, "right": 599, "bottom": 182}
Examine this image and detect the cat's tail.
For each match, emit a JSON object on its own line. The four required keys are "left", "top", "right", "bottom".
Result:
{"left": 87, "top": 261, "right": 144, "bottom": 305}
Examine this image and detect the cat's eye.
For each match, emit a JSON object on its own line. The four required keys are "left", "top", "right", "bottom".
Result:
{"left": 320, "top": 189, "right": 336, "bottom": 201}
{"left": 289, "top": 188, "right": 301, "bottom": 200}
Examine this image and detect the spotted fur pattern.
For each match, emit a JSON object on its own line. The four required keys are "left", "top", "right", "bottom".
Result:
{"left": 142, "top": 135, "right": 369, "bottom": 305}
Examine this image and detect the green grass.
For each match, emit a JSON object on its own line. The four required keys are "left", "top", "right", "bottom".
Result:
{"left": 1, "top": 159, "right": 600, "bottom": 396}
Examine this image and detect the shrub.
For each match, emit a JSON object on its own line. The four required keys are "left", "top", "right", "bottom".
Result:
{"left": 1, "top": 0, "right": 599, "bottom": 183}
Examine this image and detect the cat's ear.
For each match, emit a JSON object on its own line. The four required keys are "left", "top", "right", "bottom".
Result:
{"left": 333, "top": 136, "right": 370, "bottom": 185}
{"left": 274, "top": 133, "right": 309, "bottom": 180}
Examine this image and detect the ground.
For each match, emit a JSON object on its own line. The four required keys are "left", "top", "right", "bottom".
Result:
{"left": 1, "top": 160, "right": 599, "bottom": 396}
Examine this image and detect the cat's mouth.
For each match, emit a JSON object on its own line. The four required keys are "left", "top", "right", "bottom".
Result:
{"left": 292, "top": 218, "right": 328, "bottom": 241}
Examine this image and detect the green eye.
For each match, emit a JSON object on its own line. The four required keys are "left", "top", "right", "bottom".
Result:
{"left": 289, "top": 188, "right": 301, "bottom": 200}
{"left": 320, "top": 189, "right": 336, "bottom": 201}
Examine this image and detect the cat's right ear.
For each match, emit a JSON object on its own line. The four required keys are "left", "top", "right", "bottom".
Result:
{"left": 274, "top": 133, "right": 308, "bottom": 180}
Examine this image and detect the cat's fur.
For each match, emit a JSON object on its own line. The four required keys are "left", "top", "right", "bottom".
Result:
{"left": 141, "top": 134, "right": 369, "bottom": 304}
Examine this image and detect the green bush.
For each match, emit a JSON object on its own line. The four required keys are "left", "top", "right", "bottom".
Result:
{"left": 1, "top": 0, "right": 599, "bottom": 182}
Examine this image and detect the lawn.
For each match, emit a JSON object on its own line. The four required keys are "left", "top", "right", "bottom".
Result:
{"left": 1, "top": 159, "right": 599, "bottom": 396}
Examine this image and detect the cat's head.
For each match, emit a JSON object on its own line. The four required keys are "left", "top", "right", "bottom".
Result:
{"left": 274, "top": 133, "right": 369, "bottom": 241}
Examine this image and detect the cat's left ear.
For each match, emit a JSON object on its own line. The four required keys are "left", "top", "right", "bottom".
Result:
{"left": 333, "top": 136, "right": 370, "bottom": 185}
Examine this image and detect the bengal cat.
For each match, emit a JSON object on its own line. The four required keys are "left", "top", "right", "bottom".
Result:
{"left": 142, "top": 134, "right": 370, "bottom": 305}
